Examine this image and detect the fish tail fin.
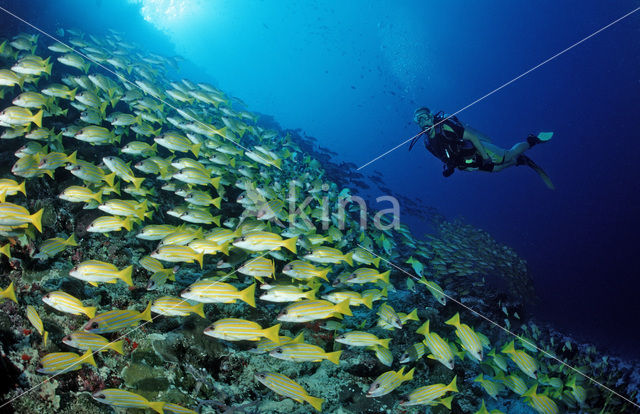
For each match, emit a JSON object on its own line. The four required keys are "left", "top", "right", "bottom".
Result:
{"left": 17, "top": 180, "right": 27, "bottom": 197}
{"left": 0, "top": 192, "right": 5, "bottom": 203}
{"left": 362, "top": 294, "right": 373, "bottom": 309}
{"left": 3, "top": 282, "right": 17, "bottom": 303}
{"left": 212, "top": 196, "right": 221, "bottom": 209}
{"left": 32, "top": 109, "right": 43, "bottom": 128}
{"left": 92, "top": 190, "right": 102, "bottom": 204}
{"left": 282, "top": 236, "right": 298, "bottom": 254}
{"left": 80, "top": 349, "right": 96, "bottom": 367}
{"left": 121, "top": 217, "right": 133, "bottom": 232}
{"left": 150, "top": 142, "right": 157, "bottom": 153}
{"left": 326, "top": 350, "right": 342, "bottom": 365}
{"left": 240, "top": 283, "right": 256, "bottom": 307}
{"left": 444, "top": 312, "right": 461, "bottom": 328}
{"left": 379, "top": 338, "right": 391, "bottom": 349}
{"left": 68, "top": 87, "right": 77, "bottom": 100}
{"left": 140, "top": 301, "right": 152, "bottom": 322}
{"left": 306, "top": 395, "right": 324, "bottom": 412}
{"left": 343, "top": 252, "right": 354, "bottom": 266}
{"left": 262, "top": 323, "right": 281, "bottom": 344}
{"left": 103, "top": 172, "right": 116, "bottom": 187}
{"left": 404, "top": 367, "right": 415, "bottom": 381}
{"left": 193, "top": 302, "right": 205, "bottom": 318}
{"left": 523, "top": 385, "right": 538, "bottom": 398}
{"left": 0, "top": 244, "right": 11, "bottom": 259}
{"left": 448, "top": 375, "right": 458, "bottom": 393}
{"left": 317, "top": 266, "right": 330, "bottom": 282}
{"left": 372, "top": 257, "right": 380, "bottom": 268}
{"left": 83, "top": 306, "right": 97, "bottom": 319}
{"left": 42, "top": 330, "right": 48, "bottom": 346}
{"left": 195, "top": 251, "right": 204, "bottom": 268}
{"left": 335, "top": 299, "right": 352, "bottom": 316}
{"left": 131, "top": 176, "right": 145, "bottom": 190}
{"left": 147, "top": 401, "right": 166, "bottom": 414}
{"left": 405, "top": 308, "right": 418, "bottom": 321}
{"left": 210, "top": 176, "right": 221, "bottom": 189}
{"left": 219, "top": 243, "right": 230, "bottom": 256}
{"left": 501, "top": 340, "right": 516, "bottom": 354}
{"left": 30, "top": 208, "right": 44, "bottom": 232}
{"left": 306, "top": 287, "right": 318, "bottom": 300}
{"left": 438, "top": 396, "right": 453, "bottom": 410}
{"left": 191, "top": 142, "right": 201, "bottom": 158}
{"left": 416, "top": 320, "right": 430, "bottom": 336}
{"left": 291, "top": 332, "right": 304, "bottom": 343}
{"left": 110, "top": 340, "right": 124, "bottom": 355}
{"left": 119, "top": 265, "right": 134, "bottom": 286}
{"left": 45, "top": 62, "right": 53, "bottom": 76}
{"left": 379, "top": 270, "right": 390, "bottom": 284}
{"left": 229, "top": 158, "right": 236, "bottom": 167}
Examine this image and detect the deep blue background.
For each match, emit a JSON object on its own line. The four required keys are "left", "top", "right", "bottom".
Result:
{"left": 1, "top": 0, "right": 639, "bottom": 358}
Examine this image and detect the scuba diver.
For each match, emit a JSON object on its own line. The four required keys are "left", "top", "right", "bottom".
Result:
{"left": 411, "top": 107, "right": 555, "bottom": 189}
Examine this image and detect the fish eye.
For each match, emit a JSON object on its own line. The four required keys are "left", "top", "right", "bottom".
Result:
{"left": 90, "top": 322, "right": 99, "bottom": 329}
{"left": 372, "top": 384, "right": 379, "bottom": 389}
{"left": 95, "top": 394, "right": 105, "bottom": 399}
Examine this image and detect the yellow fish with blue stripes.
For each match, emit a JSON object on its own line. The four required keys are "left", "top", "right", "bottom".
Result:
{"left": 42, "top": 290, "right": 96, "bottom": 318}
{"left": 62, "top": 331, "right": 124, "bottom": 354}
{"left": 400, "top": 376, "right": 457, "bottom": 407}
{"left": 522, "top": 384, "right": 559, "bottom": 414}
{"left": 37, "top": 349, "right": 96, "bottom": 374}
{"left": 83, "top": 302, "right": 152, "bottom": 334}
{"left": 255, "top": 371, "right": 323, "bottom": 411}
{"left": 277, "top": 299, "right": 351, "bottom": 322}
{"left": 204, "top": 318, "right": 280, "bottom": 343}
{"left": 92, "top": 388, "right": 165, "bottom": 413}
{"left": 69, "top": 260, "right": 133, "bottom": 287}
{"left": 0, "top": 202, "right": 43, "bottom": 232}
{"left": 181, "top": 280, "right": 255, "bottom": 306}
{"left": 501, "top": 340, "right": 539, "bottom": 379}
{"left": 26, "top": 305, "right": 48, "bottom": 346}
{"left": 445, "top": 312, "right": 485, "bottom": 362}
{"left": 367, "top": 366, "right": 414, "bottom": 397}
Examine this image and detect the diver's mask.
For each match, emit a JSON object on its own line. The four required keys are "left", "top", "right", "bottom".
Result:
{"left": 413, "top": 107, "right": 434, "bottom": 130}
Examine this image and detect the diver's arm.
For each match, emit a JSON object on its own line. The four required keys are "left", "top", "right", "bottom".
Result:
{"left": 462, "top": 128, "right": 491, "bottom": 161}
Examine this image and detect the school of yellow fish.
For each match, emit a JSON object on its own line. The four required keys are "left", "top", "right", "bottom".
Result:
{"left": 0, "top": 28, "right": 614, "bottom": 414}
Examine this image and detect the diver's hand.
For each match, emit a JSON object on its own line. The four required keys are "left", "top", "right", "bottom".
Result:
{"left": 480, "top": 158, "right": 495, "bottom": 172}
{"left": 443, "top": 165, "right": 455, "bottom": 177}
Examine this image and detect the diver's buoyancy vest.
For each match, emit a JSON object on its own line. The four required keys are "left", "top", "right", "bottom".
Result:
{"left": 425, "top": 112, "right": 478, "bottom": 168}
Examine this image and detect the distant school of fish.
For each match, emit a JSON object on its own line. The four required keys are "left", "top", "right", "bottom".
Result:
{"left": 0, "top": 27, "right": 589, "bottom": 414}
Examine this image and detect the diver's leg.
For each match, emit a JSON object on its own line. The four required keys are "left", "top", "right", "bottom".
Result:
{"left": 502, "top": 142, "right": 530, "bottom": 164}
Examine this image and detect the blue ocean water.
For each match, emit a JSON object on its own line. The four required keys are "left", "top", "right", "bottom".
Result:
{"left": 4, "top": 0, "right": 640, "bottom": 366}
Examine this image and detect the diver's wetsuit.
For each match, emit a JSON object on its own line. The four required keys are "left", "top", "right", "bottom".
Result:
{"left": 412, "top": 109, "right": 555, "bottom": 189}
{"left": 421, "top": 112, "right": 489, "bottom": 177}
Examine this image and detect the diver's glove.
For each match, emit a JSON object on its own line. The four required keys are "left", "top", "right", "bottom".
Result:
{"left": 479, "top": 157, "right": 495, "bottom": 172}
{"left": 443, "top": 165, "right": 455, "bottom": 177}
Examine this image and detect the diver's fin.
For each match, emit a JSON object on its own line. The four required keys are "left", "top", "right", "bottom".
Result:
{"left": 537, "top": 132, "right": 553, "bottom": 141}
{"left": 518, "top": 155, "right": 555, "bottom": 190}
